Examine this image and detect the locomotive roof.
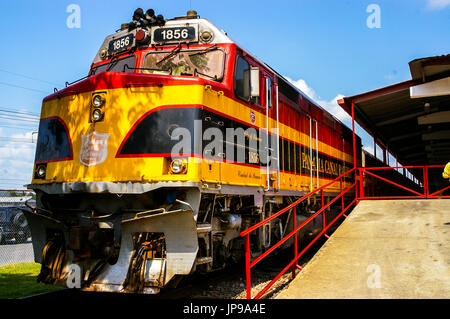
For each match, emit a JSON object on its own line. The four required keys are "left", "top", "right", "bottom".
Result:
{"left": 93, "top": 17, "right": 233, "bottom": 64}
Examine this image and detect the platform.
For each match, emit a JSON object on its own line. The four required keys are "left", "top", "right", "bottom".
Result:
{"left": 276, "top": 199, "right": 450, "bottom": 299}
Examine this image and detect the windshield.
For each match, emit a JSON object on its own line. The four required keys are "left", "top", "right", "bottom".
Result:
{"left": 89, "top": 55, "right": 136, "bottom": 76}
{"left": 143, "top": 48, "right": 225, "bottom": 82}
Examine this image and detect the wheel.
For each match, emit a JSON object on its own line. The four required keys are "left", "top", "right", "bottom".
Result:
{"left": 13, "top": 212, "right": 28, "bottom": 229}
{"left": 12, "top": 213, "right": 29, "bottom": 243}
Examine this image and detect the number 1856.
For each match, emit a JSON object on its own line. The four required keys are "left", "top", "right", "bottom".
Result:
{"left": 161, "top": 28, "right": 189, "bottom": 40}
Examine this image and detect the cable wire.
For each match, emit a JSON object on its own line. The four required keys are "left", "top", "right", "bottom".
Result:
{"left": 0, "top": 81, "right": 49, "bottom": 94}
{"left": 0, "top": 68, "right": 61, "bottom": 87}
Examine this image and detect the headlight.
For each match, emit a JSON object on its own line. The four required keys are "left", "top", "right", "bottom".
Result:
{"left": 170, "top": 159, "right": 187, "bottom": 174}
{"left": 92, "top": 94, "right": 104, "bottom": 107}
{"left": 92, "top": 108, "right": 103, "bottom": 122}
{"left": 99, "top": 48, "right": 108, "bottom": 60}
{"left": 37, "top": 166, "right": 46, "bottom": 177}
{"left": 200, "top": 31, "right": 213, "bottom": 43}
{"left": 36, "top": 165, "right": 46, "bottom": 179}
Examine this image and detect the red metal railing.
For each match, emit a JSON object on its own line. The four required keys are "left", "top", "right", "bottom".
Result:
{"left": 239, "top": 168, "right": 358, "bottom": 299}
{"left": 359, "top": 165, "right": 450, "bottom": 199}
{"left": 239, "top": 164, "right": 449, "bottom": 299}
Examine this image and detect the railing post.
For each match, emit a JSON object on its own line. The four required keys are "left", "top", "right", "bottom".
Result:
{"left": 245, "top": 234, "right": 251, "bottom": 299}
{"left": 321, "top": 189, "right": 329, "bottom": 238}
{"left": 292, "top": 206, "right": 297, "bottom": 278}
{"left": 359, "top": 169, "right": 365, "bottom": 199}
{"left": 339, "top": 177, "right": 347, "bottom": 218}
{"left": 422, "top": 166, "right": 428, "bottom": 198}
{"left": 321, "top": 189, "right": 324, "bottom": 208}
{"left": 351, "top": 102, "right": 357, "bottom": 170}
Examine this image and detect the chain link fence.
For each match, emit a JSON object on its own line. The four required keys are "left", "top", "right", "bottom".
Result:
{"left": 0, "top": 190, "right": 36, "bottom": 266}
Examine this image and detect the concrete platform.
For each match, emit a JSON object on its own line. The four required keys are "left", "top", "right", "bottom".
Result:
{"left": 276, "top": 199, "right": 450, "bottom": 299}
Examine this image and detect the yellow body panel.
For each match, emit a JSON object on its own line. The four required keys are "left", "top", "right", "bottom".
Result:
{"left": 33, "top": 84, "right": 353, "bottom": 192}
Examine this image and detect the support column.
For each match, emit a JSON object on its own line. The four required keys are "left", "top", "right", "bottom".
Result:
{"left": 374, "top": 138, "right": 377, "bottom": 159}
{"left": 352, "top": 102, "right": 357, "bottom": 170}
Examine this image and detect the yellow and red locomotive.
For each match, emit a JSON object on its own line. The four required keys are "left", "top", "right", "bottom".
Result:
{"left": 26, "top": 9, "right": 361, "bottom": 293}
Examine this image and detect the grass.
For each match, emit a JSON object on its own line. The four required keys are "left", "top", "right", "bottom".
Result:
{"left": 0, "top": 262, "right": 63, "bottom": 299}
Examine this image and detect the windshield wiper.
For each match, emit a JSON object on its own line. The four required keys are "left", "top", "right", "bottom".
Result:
{"left": 123, "top": 64, "right": 172, "bottom": 74}
{"left": 156, "top": 43, "right": 182, "bottom": 66}
{"left": 188, "top": 45, "right": 219, "bottom": 57}
{"left": 194, "top": 69, "right": 219, "bottom": 81}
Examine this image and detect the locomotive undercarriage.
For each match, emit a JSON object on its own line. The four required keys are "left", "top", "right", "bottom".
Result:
{"left": 25, "top": 183, "right": 342, "bottom": 294}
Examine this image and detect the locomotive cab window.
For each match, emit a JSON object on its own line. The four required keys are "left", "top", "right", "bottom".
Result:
{"left": 143, "top": 48, "right": 225, "bottom": 81}
{"left": 234, "top": 56, "right": 251, "bottom": 102}
{"left": 89, "top": 55, "right": 137, "bottom": 75}
{"left": 235, "top": 56, "right": 263, "bottom": 105}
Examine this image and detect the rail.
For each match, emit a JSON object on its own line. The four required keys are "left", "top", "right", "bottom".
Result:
{"left": 239, "top": 164, "right": 449, "bottom": 299}
{"left": 359, "top": 165, "right": 449, "bottom": 199}
{"left": 239, "top": 168, "right": 358, "bottom": 299}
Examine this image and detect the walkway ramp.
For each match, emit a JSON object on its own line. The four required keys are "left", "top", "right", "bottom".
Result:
{"left": 276, "top": 199, "right": 450, "bottom": 299}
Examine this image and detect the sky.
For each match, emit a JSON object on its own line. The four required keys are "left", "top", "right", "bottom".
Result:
{"left": 0, "top": 0, "right": 448, "bottom": 189}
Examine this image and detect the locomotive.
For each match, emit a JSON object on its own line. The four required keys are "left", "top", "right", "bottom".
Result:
{"left": 25, "top": 9, "right": 361, "bottom": 294}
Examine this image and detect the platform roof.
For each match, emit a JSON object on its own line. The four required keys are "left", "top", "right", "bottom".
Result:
{"left": 338, "top": 55, "right": 450, "bottom": 169}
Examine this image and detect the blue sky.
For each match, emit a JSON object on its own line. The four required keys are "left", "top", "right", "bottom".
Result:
{"left": 0, "top": 0, "right": 448, "bottom": 188}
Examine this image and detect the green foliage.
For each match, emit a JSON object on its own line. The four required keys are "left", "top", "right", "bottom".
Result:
{"left": 145, "top": 50, "right": 216, "bottom": 77}
{"left": 0, "top": 262, "right": 62, "bottom": 299}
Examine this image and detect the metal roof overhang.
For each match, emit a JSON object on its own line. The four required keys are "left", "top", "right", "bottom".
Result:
{"left": 338, "top": 55, "right": 450, "bottom": 183}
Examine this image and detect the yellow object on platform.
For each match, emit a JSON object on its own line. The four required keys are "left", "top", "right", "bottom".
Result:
{"left": 443, "top": 162, "right": 450, "bottom": 179}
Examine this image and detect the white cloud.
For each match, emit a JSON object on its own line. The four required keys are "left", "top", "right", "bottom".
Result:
{"left": 0, "top": 130, "right": 36, "bottom": 189}
{"left": 285, "top": 78, "right": 317, "bottom": 101}
{"left": 284, "top": 76, "right": 376, "bottom": 151}
{"left": 285, "top": 76, "right": 352, "bottom": 125}
{"left": 427, "top": 0, "right": 450, "bottom": 10}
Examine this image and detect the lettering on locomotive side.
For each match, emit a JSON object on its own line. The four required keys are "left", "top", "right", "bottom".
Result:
{"left": 237, "top": 170, "right": 260, "bottom": 179}
{"left": 248, "top": 151, "right": 259, "bottom": 164}
{"left": 302, "top": 151, "right": 346, "bottom": 177}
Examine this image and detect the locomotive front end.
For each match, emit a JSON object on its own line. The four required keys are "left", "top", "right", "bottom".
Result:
{"left": 25, "top": 9, "right": 233, "bottom": 293}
